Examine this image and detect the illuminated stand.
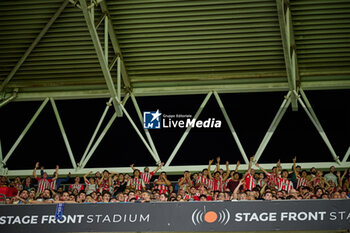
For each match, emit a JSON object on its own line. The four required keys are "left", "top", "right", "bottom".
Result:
{"left": 0, "top": 0, "right": 349, "bottom": 176}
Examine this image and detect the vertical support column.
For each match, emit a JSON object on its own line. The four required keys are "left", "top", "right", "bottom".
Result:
{"left": 164, "top": 92, "right": 213, "bottom": 167}
{"left": 50, "top": 98, "right": 77, "bottom": 169}
{"left": 253, "top": 91, "right": 292, "bottom": 163}
{"left": 213, "top": 91, "right": 249, "bottom": 164}
{"left": 131, "top": 94, "right": 161, "bottom": 164}
{"left": 2, "top": 98, "right": 49, "bottom": 165}
{"left": 295, "top": 90, "right": 340, "bottom": 164}
{"left": 79, "top": 98, "right": 112, "bottom": 167}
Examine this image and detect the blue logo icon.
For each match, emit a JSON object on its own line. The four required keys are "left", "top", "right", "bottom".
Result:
{"left": 143, "top": 110, "right": 162, "bottom": 129}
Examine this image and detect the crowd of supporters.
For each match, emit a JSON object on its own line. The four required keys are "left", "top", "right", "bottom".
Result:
{"left": 0, "top": 157, "right": 349, "bottom": 204}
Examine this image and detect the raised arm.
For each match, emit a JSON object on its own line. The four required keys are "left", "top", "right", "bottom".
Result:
{"left": 255, "top": 163, "right": 268, "bottom": 175}
{"left": 223, "top": 161, "right": 230, "bottom": 180}
{"left": 130, "top": 164, "right": 136, "bottom": 171}
{"left": 215, "top": 157, "right": 221, "bottom": 173}
{"left": 235, "top": 161, "right": 240, "bottom": 173}
{"left": 152, "top": 162, "right": 164, "bottom": 173}
{"left": 338, "top": 170, "right": 347, "bottom": 188}
{"left": 260, "top": 182, "right": 267, "bottom": 196}
{"left": 233, "top": 179, "right": 244, "bottom": 200}
{"left": 33, "top": 162, "right": 39, "bottom": 179}
{"left": 275, "top": 160, "right": 281, "bottom": 177}
{"left": 292, "top": 157, "right": 298, "bottom": 177}
{"left": 208, "top": 159, "right": 214, "bottom": 179}
{"left": 247, "top": 157, "right": 254, "bottom": 174}
{"left": 83, "top": 171, "right": 93, "bottom": 183}
{"left": 52, "top": 165, "right": 59, "bottom": 181}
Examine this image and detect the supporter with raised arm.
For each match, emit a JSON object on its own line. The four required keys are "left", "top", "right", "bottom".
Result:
{"left": 227, "top": 161, "right": 241, "bottom": 192}
{"left": 130, "top": 162, "right": 164, "bottom": 190}
{"left": 154, "top": 172, "right": 172, "bottom": 194}
{"left": 40, "top": 165, "right": 71, "bottom": 190}
{"left": 127, "top": 169, "right": 146, "bottom": 191}
{"left": 208, "top": 158, "right": 230, "bottom": 192}
{"left": 255, "top": 160, "right": 280, "bottom": 186}
{"left": 293, "top": 157, "right": 308, "bottom": 189}
{"left": 275, "top": 160, "right": 293, "bottom": 192}
{"left": 83, "top": 171, "right": 97, "bottom": 195}
{"left": 245, "top": 157, "right": 256, "bottom": 191}
{"left": 232, "top": 179, "right": 245, "bottom": 200}
{"left": 337, "top": 170, "right": 347, "bottom": 189}
{"left": 33, "top": 162, "right": 58, "bottom": 194}
{"left": 98, "top": 170, "right": 112, "bottom": 193}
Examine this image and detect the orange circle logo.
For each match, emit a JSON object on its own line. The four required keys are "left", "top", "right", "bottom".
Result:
{"left": 204, "top": 211, "right": 218, "bottom": 223}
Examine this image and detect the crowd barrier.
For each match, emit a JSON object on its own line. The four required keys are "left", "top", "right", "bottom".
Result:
{"left": 0, "top": 199, "right": 349, "bottom": 232}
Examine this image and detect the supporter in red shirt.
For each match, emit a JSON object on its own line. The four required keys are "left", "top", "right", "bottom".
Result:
{"left": 178, "top": 170, "right": 193, "bottom": 192}
{"left": 69, "top": 176, "right": 84, "bottom": 191}
{"left": 130, "top": 162, "right": 164, "bottom": 190}
{"left": 244, "top": 157, "right": 256, "bottom": 191}
{"left": 98, "top": 170, "right": 113, "bottom": 193}
{"left": 208, "top": 158, "right": 230, "bottom": 192}
{"left": 154, "top": 172, "right": 172, "bottom": 194}
{"left": 127, "top": 169, "right": 146, "bottom": 191}
{"left": 196, "top": 166, "right": 211, "bottom": 189}
{"left": 33, "top": 162, "right": 58, "bottom": 194}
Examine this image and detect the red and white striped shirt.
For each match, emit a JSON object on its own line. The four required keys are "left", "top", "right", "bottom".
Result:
{"left": 69, "top": 183, "right": 84, "bottom": 191}
{"left": 265, "top": 172, "right": 277, "bottom": 186}
{"left": 245, "top": 174, "right": 256, "bottom": 191}
{"left": 276, "top": 177, "right": 293, "bottom": 192}
{"left": 49, "top": 180, "right": 57, "bottom": 190}
{"left": 297, "top": 175, "right": 307, "bottom": 188}
{"left": 196, "top": 176, "right": 210, "bottom": 188}
{"left": 127, "top": 177, "right": 145, "bottom": 191}
{"left": 140, "top": 172, "right": 154, "bottom": 185}
{"left": 183, "top": 193, "right": 190, "bottom": 200}
{"left": 153, "top": 179, "right": 169, "bottom": 194}
{"left": 211, "top": 177, "right": 224, "bottom": 192}
{"left": 98, "top": 178, "right": 110, "bottom": 192}
{"left": 35, "top": 177, "right": 52, "bottom": 194}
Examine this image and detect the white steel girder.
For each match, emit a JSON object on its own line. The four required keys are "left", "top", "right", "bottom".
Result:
{"left": 3, "top": 162, "right": 350, "bottom": 177}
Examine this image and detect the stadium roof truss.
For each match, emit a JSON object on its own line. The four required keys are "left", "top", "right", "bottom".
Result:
{"left": 0, "top": 0, "right": 349, "bottom": 176}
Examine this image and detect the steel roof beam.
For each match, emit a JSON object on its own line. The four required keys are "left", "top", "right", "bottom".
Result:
{"left": 276, "top": 0, "right": 299, "bottom": 111}
{"left": 5, "top": 162, "right": 350, "bottom": 177}
{"left": 4, "top": 79, "right": 350, "bottom": 101}
{"left": 79, "top": 0, "right": 123, "bottom": 116}
{"left": 100, "top": 1, "right": 132, "bottom": 91}
{"left": 0, "top": 0, "right": 69, "bottom": 93}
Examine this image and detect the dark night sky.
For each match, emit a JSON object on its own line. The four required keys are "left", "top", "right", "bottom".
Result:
{"left": 0, "top": 90, "right": 349, "bottom": 170}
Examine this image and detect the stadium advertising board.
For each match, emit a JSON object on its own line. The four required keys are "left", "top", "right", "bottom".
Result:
{"left": 0, "top": 200, "right": 349, "bottom": 232}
